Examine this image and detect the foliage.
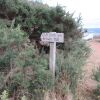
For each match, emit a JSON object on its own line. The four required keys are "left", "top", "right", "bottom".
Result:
{"left": 0, "top": 90, "right": 8, "bottom": 100}
{"left": 0, "top": 25, "right": 53, "bottom": 99}
{"left": 0, "top": 0, "right": 88, "bottom": 99}
{"left": 21, "top": 95, "right": 27, "bottom": 100}
{"left": 0, "top": 91, "right": 28, "bottom": 100}
{"left": 0, "top": 23, "right": 89, "bottom": 99}
{"left": 93, "top": 85, "right": 100, "bottom": 100}
{"left": 0, "top": 0, "right": 82, "bottom": 40}
{"left": 93, "top": 67, "right": 100, "bottom": 100}
{"left": 94, "top": 67, "right": 100, "bottom": 82}
{"left": 55, "top": 39, "right": 90, "bottom": 99}
{"left": 0, "top": 25, "right": 25, "bottom": 71}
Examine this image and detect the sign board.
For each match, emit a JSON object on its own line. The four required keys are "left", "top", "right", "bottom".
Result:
{"left": 40, "top": 32, "right": 64, "bottom": 79}
{"left": 41, "top": 32, "right": 64, "bottom": 43}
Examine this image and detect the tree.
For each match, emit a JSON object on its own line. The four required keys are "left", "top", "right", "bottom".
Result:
{"left": 0, "top": 0, "right": 82, "bottom": 40}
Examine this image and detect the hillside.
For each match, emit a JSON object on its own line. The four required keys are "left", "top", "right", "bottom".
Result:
{"left": 0, "top": 0, "right": 93, "bottom": 100}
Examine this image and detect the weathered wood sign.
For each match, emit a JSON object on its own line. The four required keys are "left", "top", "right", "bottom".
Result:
{"left": 41, "top": 32, "right": 64, "bottom": 78}
{"left": 41, "top": 32, "right": 64, "bottom": 43}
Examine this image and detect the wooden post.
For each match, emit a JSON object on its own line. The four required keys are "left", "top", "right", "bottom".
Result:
{"left": 49, "top": 42, "right": 56, "bottom": 78}
{"left": 41, "top": 32, "right": 64, "bottom": 79}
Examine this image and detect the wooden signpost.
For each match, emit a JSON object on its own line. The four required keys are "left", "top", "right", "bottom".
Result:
{"left": 41, "top": 32, "right": 64, "bottom": 78}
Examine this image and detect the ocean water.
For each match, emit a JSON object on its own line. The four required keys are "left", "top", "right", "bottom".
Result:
{"left": 87, "top": 28, "right": 100, "bottom": 35}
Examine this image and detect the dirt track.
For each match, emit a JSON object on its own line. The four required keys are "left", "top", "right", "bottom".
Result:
{"left": 84, "top": 40, "right": 100, "bottom": 77}
{"left": 78, "top": 40, "right": 100, "bottom": 100}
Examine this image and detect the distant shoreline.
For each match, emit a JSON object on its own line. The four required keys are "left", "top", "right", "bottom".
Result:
{"left": 86, "top": 28, "right": 100, "bottom": 34}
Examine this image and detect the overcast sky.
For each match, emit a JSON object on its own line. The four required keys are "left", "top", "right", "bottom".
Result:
{"left": 43, "top": 0, "right": 100, "bottom": 28}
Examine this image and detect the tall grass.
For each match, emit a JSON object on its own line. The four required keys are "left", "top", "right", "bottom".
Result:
{"left": 93, "top": 67, "right": 100, "bottom": 100}
{"left": 55, "top": 39, "right": 90, "bottom": 99}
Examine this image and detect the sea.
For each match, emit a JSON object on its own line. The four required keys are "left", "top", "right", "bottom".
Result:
{"left": 86, "top": 28, "right": 100, "bottom": 36}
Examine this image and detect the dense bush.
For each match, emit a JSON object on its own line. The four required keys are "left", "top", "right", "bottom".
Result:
{"left": 0, "top": 26, "right": 53, "bottom": 99}
{"left": 94, "top": 67, "right": 100, "bottom": 82}
{"left": 0, "top": 90, "right": 9, "bottom": 100}
{"left": 0, "top": 0, "right": 89, "bottom": 99}
{"left": 0, "top": 23, "right": 89, "bottom": 99}
{"left": 0, "top": 26, "right": 89, "bottom": 99}
{"left": 55, "top": 40, "right": 90, "bottom": 99}
{"left": 0, "top": 0, "right": 82, "bottom": 40}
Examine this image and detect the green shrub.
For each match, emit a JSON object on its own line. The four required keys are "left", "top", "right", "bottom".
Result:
{"left": 93, "top": 67, "right": 100, "bottom": 100}
{"left": 94, "top": 67, "right": 100, "bottom": 82}
{"left": 56, "top": 39, "right": 90, "bottom": 98}
{"left": 0, "top": 0, "right": 82, "bottom": 40}
{"left": 0, "top": 90, "right": 8, "bottom": 100}
{"left": 21, "top": 95, "right": 27, "bottom": 100}
{"left": 0, "top": 91, "right": 28, "bottom": 100}
{"left": 0, "top": 0, "right": 86, "bottom": 99}
{"left": 0, "top": 26, "right": 53, "bottom": 99}
{"left": 0, "top": 25, "right": 88, "bottom": 99}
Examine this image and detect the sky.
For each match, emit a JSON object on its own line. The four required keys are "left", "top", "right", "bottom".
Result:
{"left": 43, "top": 0, "right": 100, "bottom": 28}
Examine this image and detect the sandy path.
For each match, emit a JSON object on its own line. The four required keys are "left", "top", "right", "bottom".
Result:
{"left": 84, "top": 40, "right": 100, "bottom": 77}
{"left": 78, "top": 40, "right": 100, "bottom": 100}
